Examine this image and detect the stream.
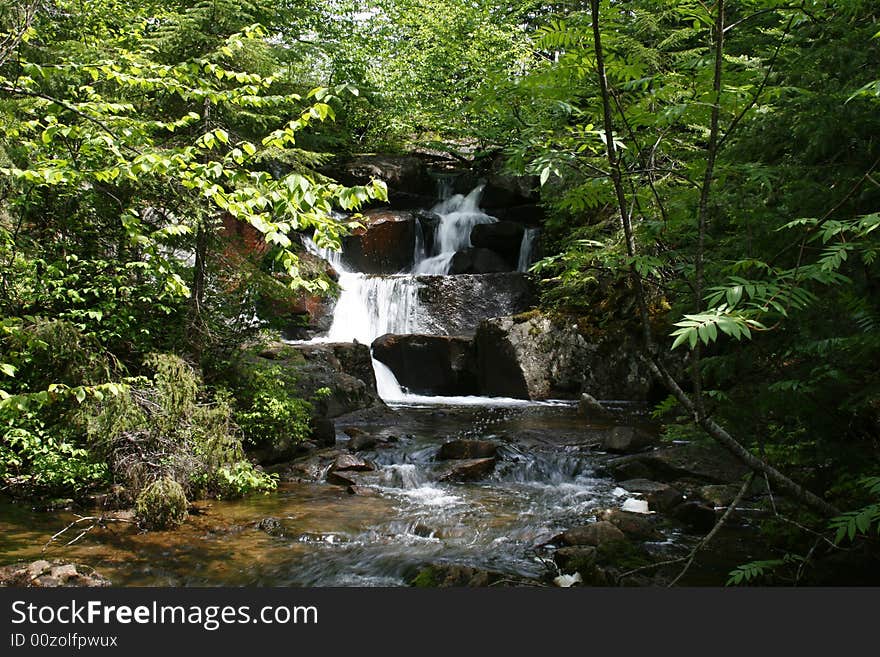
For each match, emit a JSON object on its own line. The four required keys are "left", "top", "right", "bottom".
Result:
{"left": 0, "top": 183, "right": 749, "bottom": 586}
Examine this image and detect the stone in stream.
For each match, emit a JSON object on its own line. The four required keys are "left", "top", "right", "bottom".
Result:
{"left": 617, "top": 478, "right": 684, "bottom": 512}
{"left": 448, "top": 247, "right": 512, "bottom": 275}
{"left": 470, "top": 220, "right": 525, "bottom": 267}
{"left": 436, "top": 457, "right": 497, "bottom": 482}
{"left": 330, "top": 454, "right": 374, "bottom": 472}
{"left": 557, "top": 521, "right": 627, "bottom": 547}
{"left": 606, "top": 444, "right": 750, "bottom": 485}
{"left": 436, "top": 439, "right": 498, "bottom": 460}
{"left": 408, "top": 563, "right": 531, "bottom": 587}
{"left": 0, "top": 561, "right": 110, "bottom": 587}
{"left": 347, "top": 485, "right": 378, "bottom": 497}
{"left": 672, "top": 501, "right": 718, "bottom": 532}
{"left": 598, "top": 509, "right": 663, "bottom": 541}
{"left": 371, "top": 333, "right": 478, "bottom": 395}
{"left": 601, "top": 426, "right": 657, "bottom": 453}
{"left": 257, "top": 517, "right": 284, "bottom": 536}
{"left": 553, "top": 546, "right": 598, "bottom": 573}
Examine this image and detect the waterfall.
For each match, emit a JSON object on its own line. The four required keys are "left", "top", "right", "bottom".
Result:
{"left": 517, "top": 228, "right": 539, "bottom": 272}
{"left": 302, "top": 236, "right": 421, "bottom": 344}
{"left": 414, "top": 185, "right": 497, "bottom": 275}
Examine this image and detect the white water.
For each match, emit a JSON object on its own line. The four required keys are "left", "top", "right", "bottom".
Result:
{"left": 414, "top": 185, "right": 498, "bottom": 275}
{"left": 517, "top": 227, "right": 539, "bottom": 272}
{"left": 301, "top": 186, "right": 541, "bottom": 406}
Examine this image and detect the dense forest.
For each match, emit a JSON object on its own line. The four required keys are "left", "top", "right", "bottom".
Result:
{"left": 1, "top": 0, "right": 878, "bottom": 587}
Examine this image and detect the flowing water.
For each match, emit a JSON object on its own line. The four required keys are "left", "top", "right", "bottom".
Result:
{"left": 1, "top": 183, "right": 708, "bottom": 586}
{"left": 0, "top": 405, "right": 641, "bottom": 586}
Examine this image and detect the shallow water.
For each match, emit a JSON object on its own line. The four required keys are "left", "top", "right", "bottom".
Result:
{"left": 0, "top": 404, "right": 645, "bottom": 586}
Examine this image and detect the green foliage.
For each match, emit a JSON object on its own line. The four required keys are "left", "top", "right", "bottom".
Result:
{"left": 134, "top": 476, "right": 188, "bottom": 530}
{"left": 726, "top": 554, "right": 804, "bottom": 586}
{"left": 0, "top": 411, "right": 108, "bottom": 496}
{"left": 233, "top": 364, "right": 312, "bottom": 452}
{"left": 829, "top": 477, "right": 880, "bottom": 544}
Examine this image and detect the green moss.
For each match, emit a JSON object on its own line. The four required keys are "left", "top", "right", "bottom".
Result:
{"left": 409, "top": 567, "right": 439, "bottom": 588}
{"left": 135, "top": 477, "right": 188, "bottom": 530}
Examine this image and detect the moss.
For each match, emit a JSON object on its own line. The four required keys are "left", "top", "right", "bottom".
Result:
{"left": 409, "top": 567, "right": 439, "bottom": 588}
{"left": 135, "top": 477, "right": 188, "bottom": 530}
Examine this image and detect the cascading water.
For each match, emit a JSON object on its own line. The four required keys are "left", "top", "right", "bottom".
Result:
{"left": 414, "top": 185, "right": 498, "bottom": 275}
{"left": 517, "top": 227, "right": 539, "bottom": 273}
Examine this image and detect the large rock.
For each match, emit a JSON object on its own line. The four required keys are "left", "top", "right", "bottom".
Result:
{"left": 606, "top": 444, "right": 750, "bottom": 485}
{"left": 474, "top": 311, "right": 660, "bottom": 400}
{"left": 559, "top": 521, "right": 627, "bottom": 547}
{"left": 437, "top": 440, "right": 498, "bottom": 460}
{"left": 324, "top": 154, "right": 436, "bottom": 208}
{"left": 341, "top": 209, "right": 416, "bottom": 274}
{"left": 601, "top": 426, "right": 657, "bottom": 453}
{"left": 436, "top": 457, "right": 497, "bottom": 481}
{"left": 470, "top": 221, "right": 525, "bottom": 267}
{"left": 371, "top": 334, "right": 477, "bottom": 395}
{"left": 414, "top": 273, "right": 535, "bottom": 336}
{"left": 255, "top": 342, "right": 381, "bottom": 418}
{"left": 617, "top": 479, "right": 683, "bottom": 512}
{"left": 448, "top": 247, "right": 512, "bottom": 275}
{"left": 0, "top": 561, "right": 110, "bottom": 587}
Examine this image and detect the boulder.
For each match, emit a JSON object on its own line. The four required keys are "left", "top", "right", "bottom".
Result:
{"left": 324, "top": 154, "right": 436, "bottom": 208}
{"left": 371, "top": 334, "right": 478, "bottom": 395}
{"left": 617, "top": 479, "right": 683, "bottom": 512}
{"left": 414, "top": 273, "right": 535, "bottom": 336}
{"left": 329, "top": 453, "right": 374, "bottom": 473}
{"left": 553, "top": 546, "right": 598, "bottom": 573}
{"left": 448, "top": 247, "right": 512, "bottom": 275}
{"left": 474, "top": 311, "right": 661, "bottom": 401}
{"left": 437, "top": 457, "right": 497, "bottom": 482}
{"left": 341, "top": 209, "right": 416, "bottom": 274}
{"left": 408, "top": 563, "right": 530, "bottom": 587}
{"left": 436, "top": 440, "right": 498, "bottom": 460}
{"left": 601, "top": 426, "right": 657, "bottom": 453}
{"left": 415, "top": 210, "right": 441, "bottom": 258}
{"left": 599, "top": 509, "right": 663, "bottom": 540}
{"left": 606, "top": 444, "right": 750, "bottom": 485}
{"left": 347, "top": 485, "right": 379, "bottom": 497}
{"left": 673, "top": 501, "right": 717, "bottom": 532}
{"left": 559, "top": 521, "right": 627, "bottom": 547}
{"left": 470, "top": 221, "right": 525, "bottom": 266}
{"left": 0, "top": 561, "right": 110, "bottom": 587}
{"left": 255, "top": 341, "right": 381, "bottom": 418}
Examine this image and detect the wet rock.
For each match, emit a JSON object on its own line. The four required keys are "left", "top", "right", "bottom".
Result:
{"left": 578, "top": 393, "right": 614, "bottom": 421}
{"left": 257, "top": 517, "right": 284, "bottom": 536}
{"left": 437, "top": 457, "right": 497, "bottom": 482}
{"left": 330, "top": 454, "right": 374, "bottom": 472}
{"left": 553, "top": 546, "right": 598, "bottom": 573}
{"left": 448, "top": 247, "right": 512, "bottom": 275}
{"left": 341, "top": 209, "right": 417, "bottom": 274}
{"left": 559, "top": 521, "right": 627, "bottom": 547}
{"left": 415, "top": 210, "right": 441, "bottom": 256}
{"left": 372, "top": 334, "right": 478, "bottom": 395}
{"left": 252, "top": 341, "right": 381, "bottom": 419}
{"left": 474, "top": 311, "right": 660, "bottom": 401}
{"left": 408, "top": 563, "right": 529, "bottom": 587}
{"left": 0, "top": 561, "right": 110, "bottom": 587}
{"left": 618, "top": 479, "right": 684, "bottom": 512}
{"left": 673, "top": 501, "right": 717, "bottom": 532}
{"left": 347, "top": 485, "right": 378, "bottom": 497}
{"left": 699, "top": 484, "right": 745, "bottom": 507}
{"left": 309, "top": 417, "right": 336, "bottom": 448}
{"left": 601, "top": 426, "right": 657, "bottom": 453}
{"left": 326, "top": 470, "right": 361, "bottom": 487}
{"left": 324, "top": 154, "right": 436, "bottom": 208}
{"left": 347, "top": 434, "right": 379, "bottom": 452}
{"left": 470, "top": 221, "right": 525, "bottom": 266}
{"left": 599, "top": 509, "right": 663, "bottom": 541}
{"left": 414, "top": 273, "right": 535, "bottom": 336}
{"left": 436, "top": 439, "right": 498, "bottom": 460}
{"left": 607, "top": 444, "right": 750, "bottom": 485}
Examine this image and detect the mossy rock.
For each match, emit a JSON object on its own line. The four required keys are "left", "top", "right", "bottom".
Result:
{"left": 135, "top": 477, "right": 188, "bottom": 530}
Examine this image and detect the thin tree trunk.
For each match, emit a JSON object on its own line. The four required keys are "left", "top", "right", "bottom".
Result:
{"left": 588, "top": 0, "right": 839, "bottom": 519}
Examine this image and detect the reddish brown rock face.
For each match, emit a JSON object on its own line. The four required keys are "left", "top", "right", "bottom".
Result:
{"left": 342, "top": 209, "right": 416, "bottom": 274}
